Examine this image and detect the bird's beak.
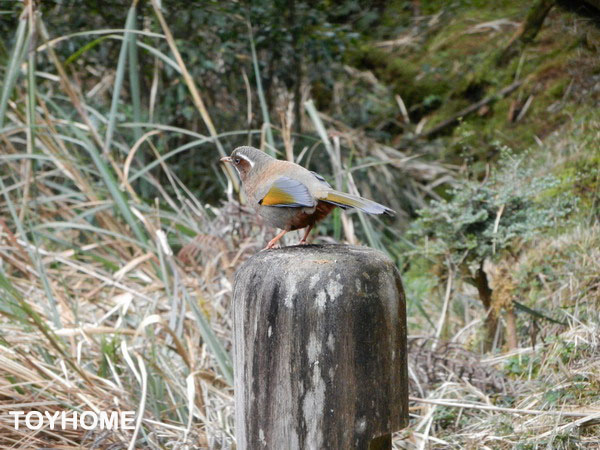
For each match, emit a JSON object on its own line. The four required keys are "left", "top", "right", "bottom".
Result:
{"left": 220, "top": 156, "right": 232, "bottom": 164}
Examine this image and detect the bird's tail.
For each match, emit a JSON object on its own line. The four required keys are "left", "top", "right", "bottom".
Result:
{"left": 320, "top": 190, "right": 395, "bottom": 216}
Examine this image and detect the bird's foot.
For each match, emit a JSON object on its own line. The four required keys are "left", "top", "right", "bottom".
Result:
{"left": 264, "top": 230, "right": 288, "bottom": 250}
{"left": 265, "top": 240, "right": 279, "bottom": 250}
{"left": 298, "top": 225, "right": 313, "bottom": 246}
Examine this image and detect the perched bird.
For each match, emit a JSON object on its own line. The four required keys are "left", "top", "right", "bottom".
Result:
{"left": 221, "top": 146, "right": 394, "bottom": 249}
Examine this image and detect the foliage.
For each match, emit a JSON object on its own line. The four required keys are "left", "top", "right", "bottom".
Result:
{"left": 410, "top": 147, "right": 578, "bottom": 271}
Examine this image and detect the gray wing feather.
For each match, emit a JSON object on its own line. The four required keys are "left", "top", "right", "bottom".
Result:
{"left": 259, "top": 176, "right": 315, "bottom": 208}
{"left": 310, "top": 171, "right": 332, "bottom": 188}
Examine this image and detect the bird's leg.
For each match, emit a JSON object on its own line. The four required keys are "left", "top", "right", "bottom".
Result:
{"left": 299, "top": 224, "right": 314, "bottom": 245}
{"left": 265, "top": 229, "right": 288, "bottom": 249}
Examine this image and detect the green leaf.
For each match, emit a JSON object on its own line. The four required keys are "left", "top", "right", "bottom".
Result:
{"left": 103, "top": 3, "right": 137, "bottom": 156}
{"left": 0, "top": 14, "right": 27, "bottom": 128}
{"left": 249, "top": 24, "right": 274, "bottom": 155}
{"left": 185, "top": 294, "right": 234, "bottom": 386}
{"left": 64, "top": 35, "right": 111, "bottom": 66}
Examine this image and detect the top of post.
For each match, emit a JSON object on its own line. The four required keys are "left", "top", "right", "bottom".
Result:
{"left": 237, "top": 243, "right": 395, "bottom": 273}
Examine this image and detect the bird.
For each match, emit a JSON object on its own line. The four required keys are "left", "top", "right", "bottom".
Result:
{"left": 220, "top": 146, "right": 394, "bottom": 249}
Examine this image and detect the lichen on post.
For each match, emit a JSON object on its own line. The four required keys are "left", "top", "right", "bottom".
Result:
{"left": 233, "top": 244, "right": 408, "bottom": 449}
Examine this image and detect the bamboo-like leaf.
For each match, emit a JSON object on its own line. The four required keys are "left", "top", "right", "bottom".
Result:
{"left": 126, "top": 6, "right": 151, "bottom": 198}
{"left": 127, "top": 13, "right": 142, "bottom": 143}
{"left": 22, "top": 4, "right": 37, "bottom": 224}
{"left": 185, "top": 291, "right": 233, "bottom": 386}
{"left": 304, "top": 100, "right": 335, "bottom": 159}
{"left": 103, "top": 2, "right": 137, "bottom": 156}
{"left": 248, "top": 24, "right": 275, "bottom": 155}
{"left": 0, "top": 12, "right": 27, "bottom": 128}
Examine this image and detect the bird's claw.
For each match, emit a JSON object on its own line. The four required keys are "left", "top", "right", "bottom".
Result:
{"left": 264, "top": 238, "right": 280, "bottom": 250}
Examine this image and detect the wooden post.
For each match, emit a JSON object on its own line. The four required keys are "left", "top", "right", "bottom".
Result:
{"left": 233, "top": 244, "right": 408, "bottom": 449}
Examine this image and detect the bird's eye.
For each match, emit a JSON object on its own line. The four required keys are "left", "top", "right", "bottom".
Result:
{"left": 234, "top": 158, "right": 241, "bottom": 164}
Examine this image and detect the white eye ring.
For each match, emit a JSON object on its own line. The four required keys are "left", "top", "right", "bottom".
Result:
{"left": 234, "top": 158, "right": 241, "bottom": 164}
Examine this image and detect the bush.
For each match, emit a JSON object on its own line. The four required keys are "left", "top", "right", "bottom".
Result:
{"left": 408, "top": 147, "right": 577, "bottom": 349}
{"left": 411, "top": 147, "right": 577, "bottom": 268}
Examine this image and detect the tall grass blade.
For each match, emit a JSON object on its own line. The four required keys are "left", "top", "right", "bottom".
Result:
{"left": 38, "top": 28, "right": 164, "bottom": 50}
{"left": 26, "top": 20, "right": 36, "bottom": 143}
{"left": 128, "top": 14, "right": 142, "bottom": 142}
{"left": 248, "top": 24, "right": 275, "bottom": 155}
{"left": 21, "top": 3, "right": 37, "bottom": 224}
{"left": 0, "top": 12, "right": 27, "bottom": 128}
{"left": 304, "top": 100, "right": 335, "bottom": 157}
{"left": 88, "top": 143, "right": 149, "bottom": 244}
{"left": 126, "top": 5, "right": 151, "bottom": 198}
{"left": 185, "top": 291, "right": 234, "bottom": 386}
{"left": 103, "top": 2, "right": 137, "bottom": 156}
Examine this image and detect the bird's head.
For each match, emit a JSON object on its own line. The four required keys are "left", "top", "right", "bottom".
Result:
{"left": 220, "top": 146, "right": 272, "bottom": 183}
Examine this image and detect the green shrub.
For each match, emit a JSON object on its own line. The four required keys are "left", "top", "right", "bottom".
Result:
{"left": 410, "top": 147, "right": 577, "bottom": 269}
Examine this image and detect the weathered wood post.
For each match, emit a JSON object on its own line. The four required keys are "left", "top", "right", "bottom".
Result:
{"left": 233, "top": 244, "right": 408, "bottom": 449}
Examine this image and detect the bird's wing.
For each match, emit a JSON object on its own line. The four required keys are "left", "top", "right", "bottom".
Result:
{"left": 259, "top": 176, "right": 316, "bottom": 207}
{"left": 310, "top": 171, "right": 332, "bottom": 188}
